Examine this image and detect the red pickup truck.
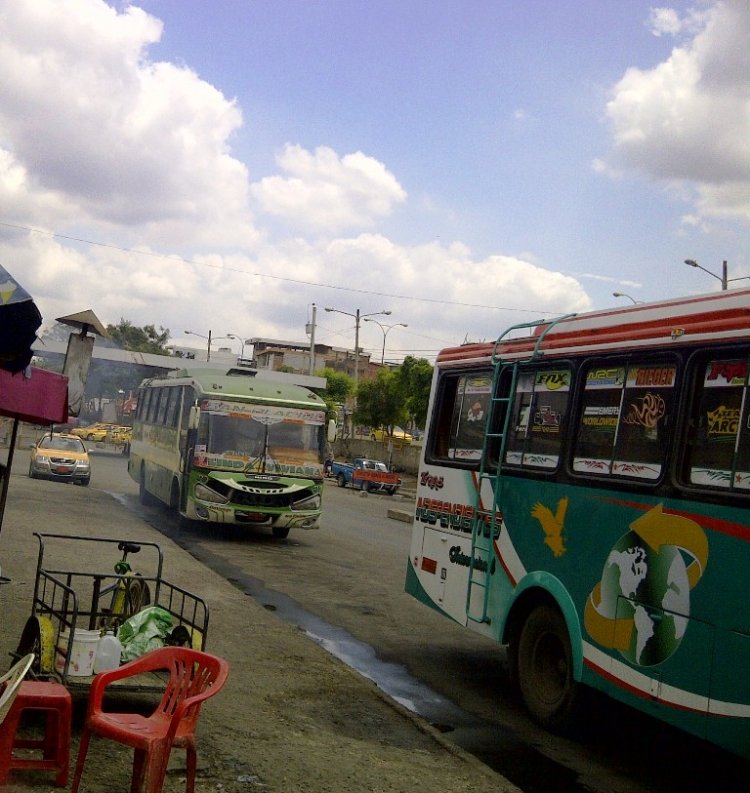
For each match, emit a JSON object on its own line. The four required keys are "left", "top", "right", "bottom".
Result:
{"left": 330, "top": 458, "right": 401, "bottom": 495}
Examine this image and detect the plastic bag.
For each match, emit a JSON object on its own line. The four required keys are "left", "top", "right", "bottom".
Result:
{"left": 117, "top": 606, "right": 173, "bottom": 662}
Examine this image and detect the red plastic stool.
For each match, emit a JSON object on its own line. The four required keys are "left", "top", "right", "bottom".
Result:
{"left": 0, "top": 680, "right": 72, "bottom": 787}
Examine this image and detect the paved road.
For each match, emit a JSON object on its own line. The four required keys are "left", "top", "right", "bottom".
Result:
{"left": 60, "top": 450, "right": 750, "bottom": 792}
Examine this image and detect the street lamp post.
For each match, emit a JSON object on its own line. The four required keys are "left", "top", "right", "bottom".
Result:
{"left": 184, "top": 331, "right": 232, "bottom": 362}
{"left": 226, "top": 333, "right": 245, "bottom": 361}
{"left": 324, "top": 307, "right": 391, "bottom": 398}
{"left": 684, "top": 259, "right": 728, "bottom": 290}
{"left": 612, "top": 292, "right": 639, "bottom": 304}
{"left": 363, "top": 318, "right": 408, "bottom": 364}
{"left": 184, "top": 329, "right": 212, "bottom": 362}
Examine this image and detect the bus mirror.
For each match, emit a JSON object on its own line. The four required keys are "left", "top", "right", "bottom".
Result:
{"left": 189, "top": 406, "right": 200, "bottom": 430}
{"left": 327, "top": 419, "right": 337, "bottom": 443}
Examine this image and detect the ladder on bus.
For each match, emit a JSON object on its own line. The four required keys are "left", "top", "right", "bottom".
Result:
{"left": 465, "top": 313, "right": 576, "bottom": 624}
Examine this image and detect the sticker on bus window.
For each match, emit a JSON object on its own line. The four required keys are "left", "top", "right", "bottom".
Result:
{"left": 689, "top": 359, "right": 748, "bottom": 488}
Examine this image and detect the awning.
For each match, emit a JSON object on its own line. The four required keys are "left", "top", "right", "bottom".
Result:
{"left": 0, "top": 265, "right": 43, "bottom": 373}
{"left": 0, "top": 366, "right": 69, "bottom": 425}
{"left": 0, "top": 366, "right": 69, "bottom": 539}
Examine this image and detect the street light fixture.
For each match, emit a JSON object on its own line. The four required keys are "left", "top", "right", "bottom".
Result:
{"left": 225, "top": 333, "right": 246, "bottom": 361}
{"left": 684, "top": 259, "right": 728, "bottom": 290}
{"left": 324, "top": 307, "right": 391, "bottom": 397}
{"left": 363, "top": 318, "right": 408, "bottom": 364}
{"left": 184, "top": 329, "right": 212, "bottom": 362}
{"left": 612, "top": 292, "right": 639, "bottom": 305}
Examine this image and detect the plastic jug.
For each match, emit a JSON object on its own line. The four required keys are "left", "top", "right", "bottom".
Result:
{"left": 94, "top": 630, "right": 123, "bottom": 674}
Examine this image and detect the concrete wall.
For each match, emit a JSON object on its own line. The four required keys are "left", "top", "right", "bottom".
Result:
{"left": 331, "top": 438, "right": 422, "bottom": 475}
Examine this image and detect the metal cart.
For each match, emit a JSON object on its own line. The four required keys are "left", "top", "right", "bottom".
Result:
{"left": 12, "top": 533, "right": 210, "bottom": 692}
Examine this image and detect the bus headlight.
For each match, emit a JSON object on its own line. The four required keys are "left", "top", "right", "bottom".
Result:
{"left": 290, "top": 493, "right": 321, "bottom": 511}
{"left": 194, "top": 483, "right": 229, "bottom": 504}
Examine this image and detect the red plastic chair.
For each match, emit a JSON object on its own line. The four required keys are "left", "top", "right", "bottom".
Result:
{"left": 71, "top": 647, "right": 230, "bottom": 793}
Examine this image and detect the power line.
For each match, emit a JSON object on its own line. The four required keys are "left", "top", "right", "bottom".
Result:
{"left": 0, "top": 220, "right": 552, "bottom": 315}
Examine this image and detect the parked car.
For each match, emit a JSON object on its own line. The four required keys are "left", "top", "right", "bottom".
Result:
{"left": 28, "top": 432, "right": 91, "bottom": 486}
{"left": 70, "top": 422, "right": 111, "bottom": 442}
{"left": 71, "top": 423, "right": 129, "bottom": 443}
{"left": 370, "top": 426, "right": 413, "bottom": 445}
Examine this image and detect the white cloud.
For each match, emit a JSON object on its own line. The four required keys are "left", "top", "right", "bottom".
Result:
{"left": 0, "top": 0, "right": 593, "bottom": 363}
{"left": 605, "top": 0, "right": 750, "bottom": 223}
{"left": 251, "top": 144, "right": 407, "bottom": 233}
{"left": 0, "top": 0, "right": 256, "bottom": 247}
{"left": 647, "top": 7, "right": 682, "bottom": 37}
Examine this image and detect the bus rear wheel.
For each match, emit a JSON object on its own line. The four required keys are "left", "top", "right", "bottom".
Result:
{"left": 517, "top": 604, "right": 578, "bottom": 731}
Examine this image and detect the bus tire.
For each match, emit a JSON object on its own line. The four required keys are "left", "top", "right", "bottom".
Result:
{"left": 170, "top": 479, "right": 181, "bottom": 510}
{"left": 337, "top": 473, "right": 347, "bottom": 488}
{"left": 517, "top": 604, "right": 578, "bottom": 732}
{"left": 272, "top": 525, "right": 290, "bottom": 539}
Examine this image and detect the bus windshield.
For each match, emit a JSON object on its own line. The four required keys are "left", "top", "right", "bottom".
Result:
{"left": 194, "top": 399, "right": 324, "bottom": 470}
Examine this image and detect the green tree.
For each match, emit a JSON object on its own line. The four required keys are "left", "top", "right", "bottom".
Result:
{"left": 398, "top": 356, "right": 433, "bottom": 429}
{"left": 354, "top": 368, "right": 407, "bottom": 431}
{"left": 106, "top": 319, "right": 170, "bottom": 354}
{"left": 316, "top": 368, "right": 354, "bottom": 420}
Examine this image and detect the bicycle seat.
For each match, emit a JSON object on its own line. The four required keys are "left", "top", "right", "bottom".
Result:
{"left": 117, "top": 542, "right": 141, "bottom": 555}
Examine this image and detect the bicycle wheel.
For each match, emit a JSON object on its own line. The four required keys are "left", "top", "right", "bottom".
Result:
{"left": 123, "top": 576, "right": 151, "bottom": 618}
{"left": 107, "top": 576, "right": 151, "bottom": 626}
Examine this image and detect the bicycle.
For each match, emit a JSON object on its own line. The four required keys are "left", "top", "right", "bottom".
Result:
{"left": 95, "top": 541, "right": 151, "bottom": 629}
{"left": 13, "top": 537, "right": 152, "bottom": 677}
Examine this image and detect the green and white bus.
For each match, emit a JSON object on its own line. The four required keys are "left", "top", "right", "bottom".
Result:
{"left": 407, "top": 288, "right": 750, "bottom": 759}
{"left": 128, "top": 366, "right": 332, "bottom": 538}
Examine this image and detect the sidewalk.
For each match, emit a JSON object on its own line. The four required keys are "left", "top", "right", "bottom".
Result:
{"left": 0, "top": 468, "right": 518, "bottom": 792}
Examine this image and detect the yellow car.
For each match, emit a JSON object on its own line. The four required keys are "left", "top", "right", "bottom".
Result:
{"left": 109, "top": 426, "right": 133, "bottom": 445}
{"left": 28, "top": 432, "right": 91, "bottom": 486}
{"left": 70, "top": 423, "right": 111, "bottom": 442}
{"left": 370, "top": 426, "right": 413, "bottom": 445}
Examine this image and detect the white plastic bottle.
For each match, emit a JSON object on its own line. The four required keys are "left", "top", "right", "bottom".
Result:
{"left": 94, "top": 630, "right": 123, "bottom": 674}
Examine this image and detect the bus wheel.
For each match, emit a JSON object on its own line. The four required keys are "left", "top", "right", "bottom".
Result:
{"left": 337, "top": 473, "right": 347, "bottom": 488}
{"left": 272, "top": 525, "right": 290, "bottom": 539}
{"left": 170, "top": 479, "right": 181, "bottom": 510}
{"left": 517, "top": 604, "right": 577, "bottom": 731}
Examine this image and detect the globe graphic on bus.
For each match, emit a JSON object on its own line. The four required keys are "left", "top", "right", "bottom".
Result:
{"left": 597, "top": 530, "right": 690, "bottom": 666}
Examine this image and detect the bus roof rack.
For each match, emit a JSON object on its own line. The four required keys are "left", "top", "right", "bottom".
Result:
{"left": 438, "top": 288, "right": 750, "bottom": 364}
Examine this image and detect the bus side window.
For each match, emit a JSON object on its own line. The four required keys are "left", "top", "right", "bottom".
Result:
{"left": 574, "top": 361, "right": 675, "bottom": 481}
{"left": 503, "top": 367, "right": 570, "bottom": 471}
{"left": 429, "top": 370, "right": 491, "bottom": 464}
{"left": 685, "top": 357, "right": 748, "bottom": 490}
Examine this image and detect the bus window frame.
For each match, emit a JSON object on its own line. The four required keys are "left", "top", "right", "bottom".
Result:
{"left": 567, "top": 352, "right": 681, "bottom": 487}
{"left": 425, "top": 366, "right": 492, "bottom": 469}
{"left": 496, "top": 362, "right": 573, "bottom": 474}
{"left": 677, "top": 346, "right": 750, "bottom": 497}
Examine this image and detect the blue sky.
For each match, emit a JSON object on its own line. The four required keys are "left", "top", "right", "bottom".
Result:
{"left": 1, "top": 1, "right": 748, "bottom": 363}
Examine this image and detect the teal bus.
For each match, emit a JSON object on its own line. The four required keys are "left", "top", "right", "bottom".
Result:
{"left": 128, "top": 366, "right": 332, "bottom": 538}
{"left": 407, "top": 288, "right": 750, "bottom": 759}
